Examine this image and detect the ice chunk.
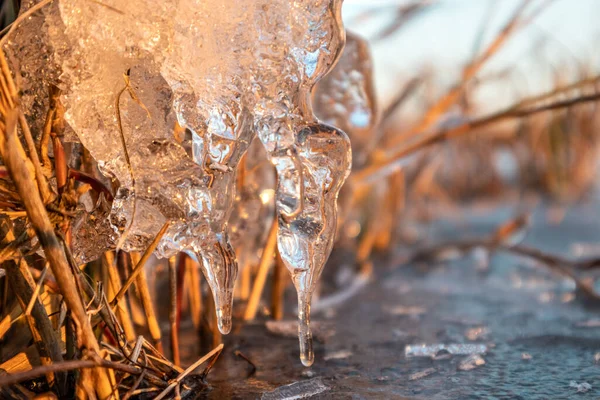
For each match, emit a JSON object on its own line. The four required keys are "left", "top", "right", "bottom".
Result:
{"left": 384, "top": 305, "right": 426, "bottom": 317}
{"left": 261, "top": 378, "right": 329, "bottom": 400}
{"left": 458, "top": 354, "right": 486, "bottom": 371}
{"left": 464, "top": 326, "right": 490, "bottom": 341}
{"left": 9, "top": 0, "right": 349, "bottom": 340}
{"left": 323, "top": 350, "right": 352, "bottom": 361}
{"left": 405, "top": 344, "right": 488, "bottom": 358}
{"left": 569, "top": 381, "right": 592, "bottom": 393}
{"left": 409, "top": 368, "right": 437, "bottom": 381}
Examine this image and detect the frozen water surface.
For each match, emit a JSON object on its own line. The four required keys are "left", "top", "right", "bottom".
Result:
{"left": 194, "top": 202, "right": 600, "bottom": 399}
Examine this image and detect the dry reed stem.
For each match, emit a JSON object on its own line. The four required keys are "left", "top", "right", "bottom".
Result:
{"left": 103, "top": 252, "right": 136, "bottom": 344}
{"left": 101, "top": 350, "right": 119, "bottom": 400}
{"left": 113, "top": 71, "right": 138, "bottom": 255}
{"left": 244, "top": 218, "right": 278, "bottom": 321}
{"left": 270, "top": 249, "right": 286, "bottom": 321}
{"left": 185, "top": 254, "right": 202, "bottom": 331}
{"left": 239, "top": 258, "right": 251, "bottom": 301}
{"left": 0, "top": 52, "right": 53, "bottom": 204}
{"left": 129, "top": 252, "right": 163, "bottom": 353}
{"left": 175, "top": 254, "right": 186, "bottom": 327}
{"left": 0, "top": 0, "right": 55, "bottom": 48}
{"left": 168, "top": 256, "right": 180, "bottom": 366}
{"left": 374, "top": 0, "right": 434, "bottom": 41}
{"left": 0, "top": 106, "right": 113, "bottom": 398}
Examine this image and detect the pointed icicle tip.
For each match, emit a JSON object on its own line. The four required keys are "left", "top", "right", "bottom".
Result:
{"left": 298, "top": 293, "right": 314, "bottom": 367}
{"left": 216, "top": 305, "right": 232, "bottom": 335}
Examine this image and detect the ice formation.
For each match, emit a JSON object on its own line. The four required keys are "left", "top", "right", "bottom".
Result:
{"left": 9, "top": 0, "right": 351, "bottom": 362}
{"left": 313, "top": 32, "right": 378, "bottom": 168}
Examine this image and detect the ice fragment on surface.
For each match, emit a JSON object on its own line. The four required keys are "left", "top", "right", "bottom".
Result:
{"left": 464, "top": 326, "right": 490, "bottom": 341}
{"left": 521, "top": 352, "right": 532, "bottom": 360}
{"left": 11, "top": 0, "right": 350, "bottom": 342}
{"left": 405, "top": 344, "right": 488, "bottom": 358}
{"left": 261, "top": 378, "right": 329, "bottom": 400}
{"left": 384, "top": 305, "right": 426, "bottom": 317}
{"left": 409, "top": 368, "right": 436, "bottom": 381}
{"left": 323, "top": 350, "right": 352, "bottom": 360}
{"left": 458, "top": 354, "right": 486, "bottom": 371}
{"left": 575, "top": 319, "right": 600, "bottom": 328}
{"left": 569, "top": 381, "right": 592, "bottom": 393}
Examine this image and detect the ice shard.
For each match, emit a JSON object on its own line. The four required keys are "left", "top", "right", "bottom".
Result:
{"left": 8, "top": 0, "right": 351, "bottom": 351}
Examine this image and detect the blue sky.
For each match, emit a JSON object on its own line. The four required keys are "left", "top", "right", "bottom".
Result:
{"left": 342, "top": 0, "right": 599, "bottom": 113}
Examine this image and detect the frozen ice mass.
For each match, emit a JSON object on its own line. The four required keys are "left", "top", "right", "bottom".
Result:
{"left": 8, "top": 0, "right": 354, "bottom": 365}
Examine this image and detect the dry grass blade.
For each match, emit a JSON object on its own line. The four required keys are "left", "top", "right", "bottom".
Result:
{"left": 404, "top": 215, "right": 600, "bottom": 302}
{"left": 111, "top": 221, "right": 171, "bottom": 307}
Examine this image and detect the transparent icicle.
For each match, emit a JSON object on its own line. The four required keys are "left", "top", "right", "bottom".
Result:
{"left": 255, "top": 2, "right": 351, "bottom": 366}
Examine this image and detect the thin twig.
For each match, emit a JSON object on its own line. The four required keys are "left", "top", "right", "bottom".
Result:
{"left": 354, "top": 91, "right": 600, "bottom": 185}
{"left": 154, "top": 344, "right": 224, "bottom": 400}
{"left": 24, "top": 263, "right": 48, "bottom": 316}
{"left": 0, "top": 354, "right": 167, "bottom": 388}
{"left": 234, "top": 350, "right": 257, "bottom": 377}
{"left": 404, "top": 239, "right": 600, "bottom": 301}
